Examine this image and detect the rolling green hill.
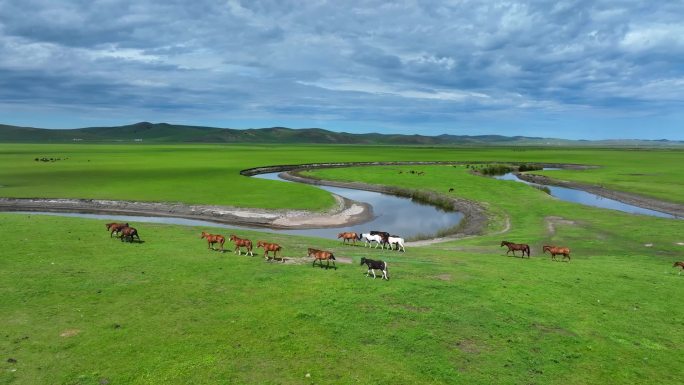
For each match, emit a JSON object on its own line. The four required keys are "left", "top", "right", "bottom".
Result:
{"left": 1, "top": 121, "right": 682, "bottom": 146}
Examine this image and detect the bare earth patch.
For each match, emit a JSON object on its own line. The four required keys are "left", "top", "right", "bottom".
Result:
{"left": 545, "top": 216, "right": 577, "bottom": 235}
{"left": 433, "top": 273, "right": 453, "bottom": 281}
{"left": 60, "top": 329, "right": 81, "bottom": 337}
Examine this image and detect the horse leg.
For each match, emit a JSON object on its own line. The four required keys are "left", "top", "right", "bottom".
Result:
{"left": 331, "top": 260, "right": 337, "bottom": 270}
{"left": 372, "top": 269, "right": 377, "bottom": 279}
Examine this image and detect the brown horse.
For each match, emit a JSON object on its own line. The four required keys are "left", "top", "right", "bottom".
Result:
{"left": 337, "top": 232, "right": 358, "bottom": 245}
{"left": 119, "top": 226, "right": 140, "bottom": 243}
{"left": 308, "top": 248, "right": 337, "bottom": 269}
{"left": 257, "top": 241, "right": 282, "bottom": 261}
{"left": 500, "top": 241, "right": 530, "bottom": 257}
{"left": 106, "top": 222, "right": 128, "bottom": 238}
{"left": 673, "top": 261, "right": 684, "bottom": 274}
{"left": 543, "top": 245, "right": 570, "bottom": 262}
{"left": 229, "top": 235, "right": 253, "bottom": 256}
{"left": 201, "top": 231, "right": 225, "bottom": 252}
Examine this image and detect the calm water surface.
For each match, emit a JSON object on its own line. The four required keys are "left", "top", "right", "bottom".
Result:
{"left": 8, "top": 172, "right": 464, "bottom": 239}
{"left": 494, "top": 170, "right": 678, "bottom": 219}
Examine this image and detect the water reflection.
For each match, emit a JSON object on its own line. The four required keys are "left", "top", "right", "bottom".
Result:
{"left": 494, "top": 170, "right": 677, "bottom": 219}
{"left": 8, "top": 172, "right": 465, "bottom": 239}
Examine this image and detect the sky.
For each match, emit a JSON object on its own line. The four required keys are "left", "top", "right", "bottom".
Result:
{"left": 0, "top": 0, "right": 683, "bottom": 139}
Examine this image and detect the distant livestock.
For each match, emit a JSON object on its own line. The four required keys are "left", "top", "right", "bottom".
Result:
{"left": 337, "top": 232, "right": 358, "bottom": 245}
{"left": 229, "top": 235, "right": 254, "bottom": 256}
{"left": 257, "top": 241, "right": 282, "bottom": 261}
{"left": 119, "top": 226, "right": 140, "bottom": 243}
{"left": 500, "top": 241, "right": 530, "bottom": 258}
{"left": 360, "top": 257, "right": 389, "bottom": 280}
{"left": 543, "top": 245, "right": 570, "bottom": 262}
{"left": 106, "top": 222, "right": 128, "bottom": 238}
{"left": 308, "top": 248, "right": 336, "bottom": 269}
{"left": 201, "top": 232, "right": 225, "bottom": 252}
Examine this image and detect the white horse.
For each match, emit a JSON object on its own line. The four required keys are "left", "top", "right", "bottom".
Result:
{"left": 359, "top": 233, "right": 385, "bottom": 249}
{"left": 387, "top": 236, "right": 405, "bottom": 252}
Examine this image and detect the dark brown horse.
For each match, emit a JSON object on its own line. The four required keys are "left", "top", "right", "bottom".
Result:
{"left": 674, "top": 261, "right": 684, "bottom": 274}
{"left": 106, "top": 222, "right": 129, "bottom": 238}
{"left": 229, "top": 235, "right": 253, "bottom": 256}
{"left": 257, "top": 241, "right": 282, "bottom": 261}
{"left": 500, "top": 241, "right": 530, "bottom": 257}
{"left": 337, "top": 232, "right": 358, "bottom": 245}
{"left": 543, "top": 245, "right": 570, "bottom": 262}
{"left": 308, "top": 248, "right": 336, "bottom": 269}
{"left": 201, "top": 231, "right": 225, "bottom": 252}
{"left": 119, "top": 226, "right": 140, "bottom": 243}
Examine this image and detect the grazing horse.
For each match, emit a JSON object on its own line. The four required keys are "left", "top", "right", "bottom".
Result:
{"left": 358, "top": 233, "right": 385, "bottom": 249}
{"left": 543, "top": 245, "right": 571, "bottom": 262}
{"left": 106, "top": 222, "right": 128, "bottom": 238}
{"left": 387, "top": 236, "right": 406, "bottom": 252}
{"left": 360, "top": 257, "right": 389, "bottom": 280}
{"left": 119, "top": 226, "right": 140, "bottom": 243}
{"left": 370, "top": 231, "right": 390, "bottom": 247}
{"left": 500, "top": 241, "right": 530, "bottom": 257}
{"left": 674, "top": 261, "right": 684, "bottom": 274}
{"left": 257, "top": 241, "right": 282, "bottom": 261}
{"left": 308, "top": 248, "right": 336, "bottom": 269}
{"left": 337, "top": 232, "right": 358, "bottom": 245}
{"left": 229, "top": 235, "right": 253, "bottom": 256}
{"left": 200, "top": 231, "right": 225, "bottom": 252}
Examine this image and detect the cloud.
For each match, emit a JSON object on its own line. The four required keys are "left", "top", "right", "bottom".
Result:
{"left": 0, "top": 0, "right": 683, "bottom": 138}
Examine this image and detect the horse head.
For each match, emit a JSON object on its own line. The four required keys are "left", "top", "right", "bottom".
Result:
{"left": 337, "top": 233, "right": 344, "bottom": 238}
{"left": 200, "top": 232, "right": 208, "bottom": 239}
{"left": 500, "top": 241, "right": 508, "bottom": 247}
{"left": 359, "top": 257, "right": 367, "bottom": 266}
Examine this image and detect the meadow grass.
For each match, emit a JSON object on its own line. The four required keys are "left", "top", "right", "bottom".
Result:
{"left": 1, "top": 144, "right": 684, "bottom": 208}
{"left": 1, "top": 144, "right": 684, "bottom": 384}
{"left": 0, "top": 212, "right": 682, "bottom": 385}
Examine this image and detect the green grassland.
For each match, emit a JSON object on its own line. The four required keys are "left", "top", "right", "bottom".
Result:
{"left": 1, "top": 143, "right": 684, "bottom": 384}
{"left": 2, "top": 144, "right": 684, "bottom": 208}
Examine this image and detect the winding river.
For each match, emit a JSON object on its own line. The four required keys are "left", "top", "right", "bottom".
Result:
{"left": 494, "top": 169, "right": 679, "bottom": 219}
{"left": 3, "top": 164, "right": 680, "bottom": 241}
{"left": 7, "top": 171, "right": 464, "bottom": 239}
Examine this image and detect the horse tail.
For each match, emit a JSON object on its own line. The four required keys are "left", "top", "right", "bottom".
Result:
{"left": 384, "top": 261, "right": 389, "bottom": 280}
{"left": 526, "top": 245, "right": 531, "bottom": 256}
{"left": 329, "top": 253, "right": 335, "bottom": 260}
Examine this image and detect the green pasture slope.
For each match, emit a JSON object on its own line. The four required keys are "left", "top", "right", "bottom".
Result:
{"left": 1, "top": 143, "right": 683, "bottom": 384}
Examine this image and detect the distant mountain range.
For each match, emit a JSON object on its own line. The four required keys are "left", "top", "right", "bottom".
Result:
{"left": 1, "top": 121, "right": 682, "bottom": 146}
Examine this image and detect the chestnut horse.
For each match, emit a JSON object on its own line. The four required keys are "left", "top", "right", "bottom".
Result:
{"left": 119, "top": 226, "right": 140, "bottom": 243}
{"left": 308, "top": 248, "right": 336, "bottom": 269}
{"left": 543, "top": 245, "right": 570, "bottom": 261}
{"left": 201, "top": 231, "right": 225, "bottom": 252}
{"left": 229, "top": 235, "right": 253, "bottom": 256}
{"left": 337, "top": 232, "right": 358, "bottom": 245}
{"left": 257, "top": 241, "right": 282, "bottom": 261}
{"left": 673, "top": 261, "right": 684, "bottom": 274}
{"left": 106, "top": 222, "right": 128, "bottom": 238}
{"left": 500, "top": 241, "right": 530, "bottom": 257}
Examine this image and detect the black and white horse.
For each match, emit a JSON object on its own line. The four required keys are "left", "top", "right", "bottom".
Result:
{"left": 360, "top": 257, "right": 389, "bottom": 280}
{"left": 358, "top": 233, "right": 385, "bottom": 249}
{"left": 387, "top": 236, "right": 405, "bottom": 252}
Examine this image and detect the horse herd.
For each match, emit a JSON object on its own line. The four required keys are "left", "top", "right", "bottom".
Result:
{"left": 105, "top": 222, "right": 684, "bottom": 276}
{"left": 337, "top": 231, "right": 406, "bottom": 252}
{"left": 106, "top": 223, "right": 392, "bottom": 280}
{"left": 500, "top": 240, "right": 571, "bottom": 262}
